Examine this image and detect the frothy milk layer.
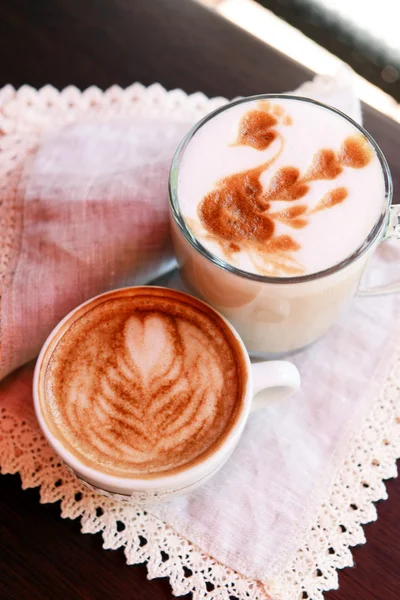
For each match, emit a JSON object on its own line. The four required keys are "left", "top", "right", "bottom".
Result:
{"left": 42, "top": 289, "right": 246, "bottom": 478}
{"left": 178, "top": 98, "right": 386, "bottom": 276}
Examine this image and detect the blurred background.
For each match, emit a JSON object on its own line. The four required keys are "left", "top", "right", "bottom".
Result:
{"left": 200, "top": 0, "right": 400, "bottom": 120}
{"left": 1, "top": 0, "right": 399, "bottom": 121}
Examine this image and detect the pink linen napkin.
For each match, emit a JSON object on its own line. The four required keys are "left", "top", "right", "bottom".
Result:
{"left": 0, "top": 119, "right": 189, "bottom": 379}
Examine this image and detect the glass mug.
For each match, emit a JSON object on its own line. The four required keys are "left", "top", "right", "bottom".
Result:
{"left": 169, "top": 95, "right": 400, "bottom": 357}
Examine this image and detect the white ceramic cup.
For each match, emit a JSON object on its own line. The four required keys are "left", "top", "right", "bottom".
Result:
{"left": 33, "top": 287, "right": 300, "bottom": 505}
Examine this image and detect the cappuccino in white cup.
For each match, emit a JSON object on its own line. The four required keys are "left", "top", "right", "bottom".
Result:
{"left": 34, "top": 287, "right": 300, "bottom": 503}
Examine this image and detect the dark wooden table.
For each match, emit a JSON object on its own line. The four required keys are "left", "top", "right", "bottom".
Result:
{"left": 0, "top": 1, "right": 399, "bottom": 599}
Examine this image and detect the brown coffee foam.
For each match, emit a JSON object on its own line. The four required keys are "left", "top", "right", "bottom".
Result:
{"left": 235, "top": 109, "right": 278, "bottom": 150}
{"left": 40, "top": 288, "right": 247, "bottom": 479}
{"left": 304, "top": 149, "right": 343, "bottom": 181}
{"left": 311, "top": 187, "right": 348, "bottom": 214}
{"left": 340, "top": 134, "right": 373, "bottom": 168}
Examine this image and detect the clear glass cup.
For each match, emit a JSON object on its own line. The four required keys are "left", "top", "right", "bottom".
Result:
{"left": 169, "top": 95, "right": 400, "bottom": 357}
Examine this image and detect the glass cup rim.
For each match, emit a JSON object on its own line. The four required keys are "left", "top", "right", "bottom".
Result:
{"left": 168, "top": 93, "right": 393, "bottom": 285}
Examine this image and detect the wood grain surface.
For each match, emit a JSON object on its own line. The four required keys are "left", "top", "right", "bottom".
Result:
{"left": 0, "top": 1, "right": 399, "bottom": 599}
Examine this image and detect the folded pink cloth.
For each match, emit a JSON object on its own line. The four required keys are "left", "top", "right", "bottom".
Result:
{"left": 0, "top": 119, "right": 190, "bottom": 379}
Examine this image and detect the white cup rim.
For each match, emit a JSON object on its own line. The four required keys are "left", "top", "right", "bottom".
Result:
{"left": 33, "top": 286, "right": 254, "bottom": 492}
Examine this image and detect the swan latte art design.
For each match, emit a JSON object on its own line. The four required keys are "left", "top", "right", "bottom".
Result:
{"left": 40, "top": 288, "right": 246, "bottom": 478}
{"left": 178, "top": 97, "right": 385, "bottom": 276}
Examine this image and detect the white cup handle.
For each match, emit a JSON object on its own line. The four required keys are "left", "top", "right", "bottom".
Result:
{"left": 250, "top": 361, "right": 300, "bottom": 412}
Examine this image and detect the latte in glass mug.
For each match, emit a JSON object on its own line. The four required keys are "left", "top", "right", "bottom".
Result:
{"left": 169, "top": 95, "right": 399, "bottom": 356}
{"left": 34, "top": 287, "right": 300, "bottom": 502}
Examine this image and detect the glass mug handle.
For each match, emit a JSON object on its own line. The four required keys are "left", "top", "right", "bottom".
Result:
{"left": 358, "top": 205, "right": 400, "bottom": 297}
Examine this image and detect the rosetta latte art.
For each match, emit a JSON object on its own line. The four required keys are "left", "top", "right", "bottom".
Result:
{"left": 43, "top": 291, "right": 245, "bottom": 478}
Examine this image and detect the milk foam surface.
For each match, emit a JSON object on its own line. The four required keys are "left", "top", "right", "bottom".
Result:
{"left": 178, "top": 98, "right": 386, "bottom": 276}
{"left": 42, "top": 289, "right": 245, "bottom": 478}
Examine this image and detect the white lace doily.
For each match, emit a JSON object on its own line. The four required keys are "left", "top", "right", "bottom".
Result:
{"left": 0, "top": 83, "right": 399, "bottom": 600}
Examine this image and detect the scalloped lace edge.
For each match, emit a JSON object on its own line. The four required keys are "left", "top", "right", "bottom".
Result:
{"left": 0, "top": 82, "right": 399, "bottom": 600}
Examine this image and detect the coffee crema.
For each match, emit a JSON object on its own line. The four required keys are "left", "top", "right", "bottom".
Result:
{"left": 178, "top": 97, "right": 385, "bottom": 276}
{"left": 40, "top": 288, "right": 247, "bottom": 478}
